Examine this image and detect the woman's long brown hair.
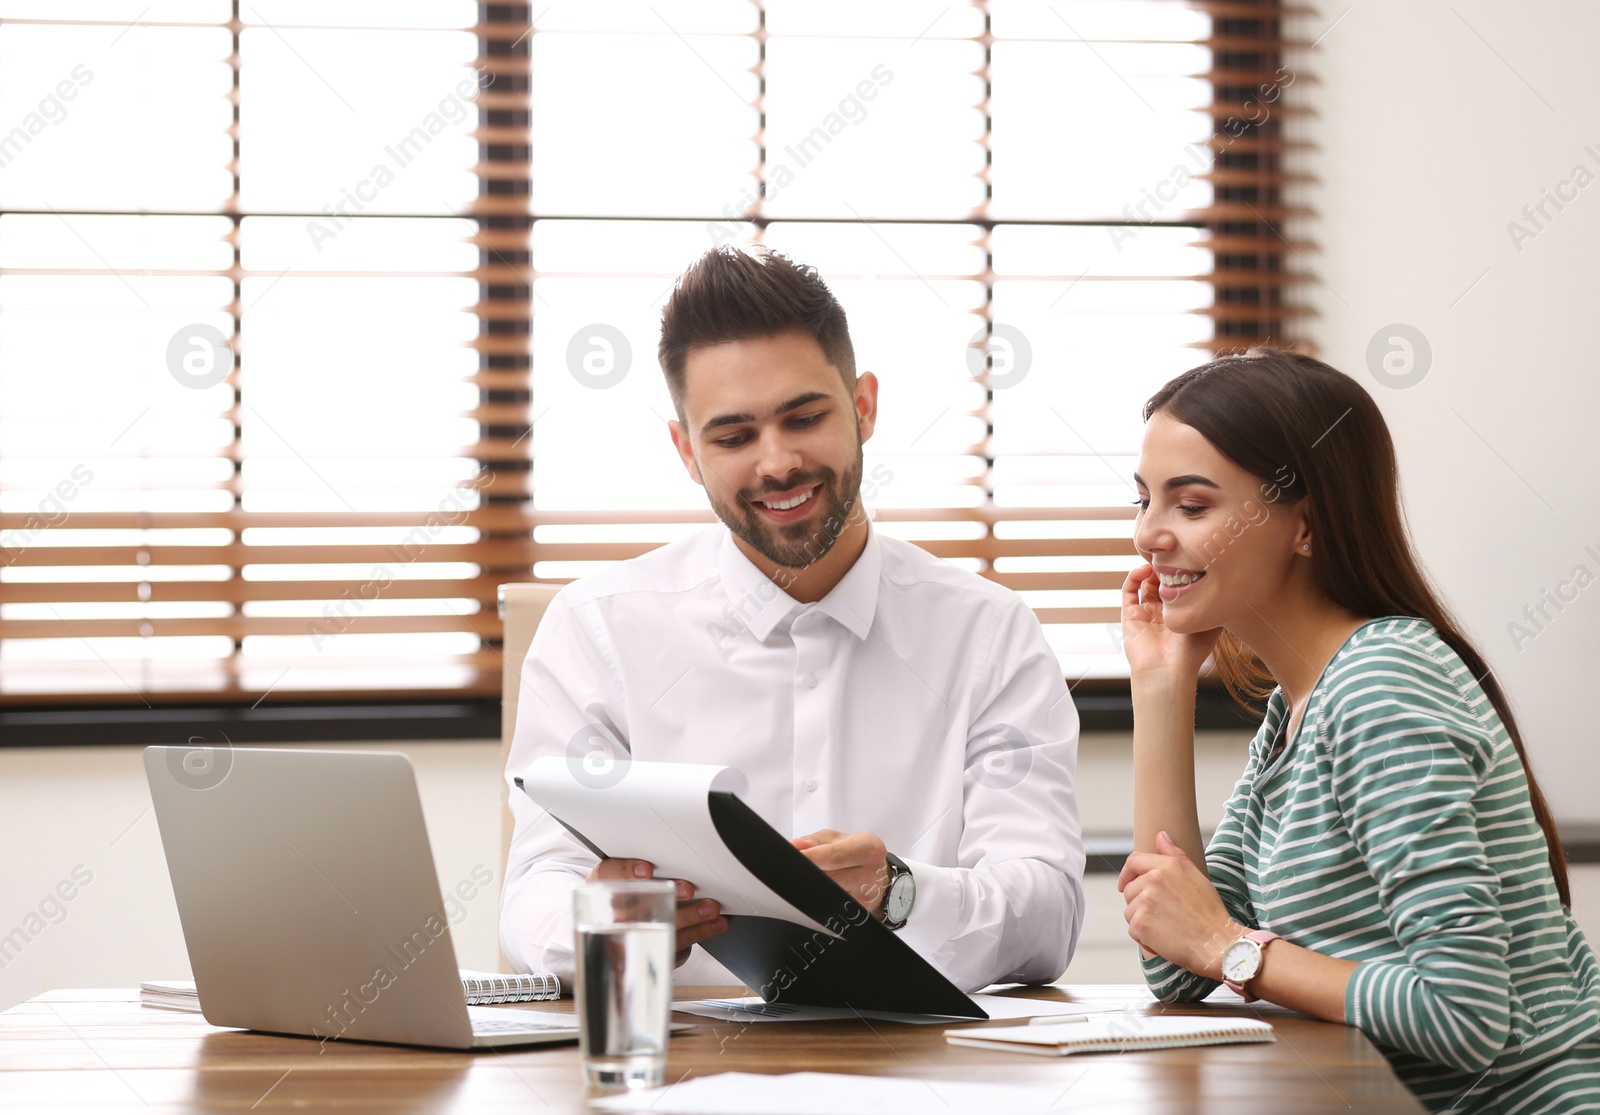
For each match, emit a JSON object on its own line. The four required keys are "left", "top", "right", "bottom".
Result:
{"left": 1144, "top": 347, "right": 1570, "bottom": 906}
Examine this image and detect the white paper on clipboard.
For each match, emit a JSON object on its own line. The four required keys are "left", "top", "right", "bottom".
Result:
{"left": 520, "top": 757, "right": 840, "bottom": 938}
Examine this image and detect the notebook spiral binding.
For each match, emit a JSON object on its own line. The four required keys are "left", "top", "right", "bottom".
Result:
{"left": 461, "top": 973, "right": 561, "bottom": 1005}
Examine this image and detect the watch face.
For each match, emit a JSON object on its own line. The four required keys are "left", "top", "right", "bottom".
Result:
{"left": 1221, "top": 938, "right": 1259, "bottom": 983}
{"left": 886, "top": 876, "right": 914, "bottom": 923}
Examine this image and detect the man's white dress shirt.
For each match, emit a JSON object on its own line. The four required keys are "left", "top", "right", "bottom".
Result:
{"left": 500, "top": 518, "right": 1085, "bottom": 993}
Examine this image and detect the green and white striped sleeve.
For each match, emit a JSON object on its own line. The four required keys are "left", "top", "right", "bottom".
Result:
{"left": 1328, "top": 639, "right": 1513, "bottom": 1074}
{"left": 1139, "top": 740, "right": 1264, "bottom": 1002}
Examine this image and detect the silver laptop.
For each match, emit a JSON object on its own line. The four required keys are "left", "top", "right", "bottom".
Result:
{"left": 143, "top": 745, "right": 581, "bottom": 1049}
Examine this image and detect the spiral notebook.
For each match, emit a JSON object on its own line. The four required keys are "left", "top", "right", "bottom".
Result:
{"left": 944, "top": 1014, "right": 1275, "bottom": 1056}
{"left": 457, "top": 968, "right": 560, "bottom": 1004}
{"left": 141, "top": 969, "right": 560, "bottom": 1012}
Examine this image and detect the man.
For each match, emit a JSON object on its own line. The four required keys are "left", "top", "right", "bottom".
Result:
{"left": 500, "top": 244, "right": 1085, "bottom": 992}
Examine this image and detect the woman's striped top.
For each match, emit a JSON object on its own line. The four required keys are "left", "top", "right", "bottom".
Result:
{"left": 1141, "top": 617, "right": 1600, "bottom": 1113}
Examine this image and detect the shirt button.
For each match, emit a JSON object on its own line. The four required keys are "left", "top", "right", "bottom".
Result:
{"left": 804, "top": 779, "right": 818, "bottom": 792}
{"left": 803, "top": 673, "right": 818, "bottom": 688}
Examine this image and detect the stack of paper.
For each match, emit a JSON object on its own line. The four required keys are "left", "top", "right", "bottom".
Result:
{"left": 139, "top": 980, "right": 201, "bottom": 1012}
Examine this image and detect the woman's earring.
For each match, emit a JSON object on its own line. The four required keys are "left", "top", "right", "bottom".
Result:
{"left": 1302, "top": 544, "right": 1311, "bottom": 552}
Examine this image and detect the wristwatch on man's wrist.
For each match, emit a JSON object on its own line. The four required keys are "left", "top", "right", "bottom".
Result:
{"left": 1221, "top": 929, "right": 1280, "bottom": 1001}
{"left": 881, "top": 852, "right": 916, "bottom": 931}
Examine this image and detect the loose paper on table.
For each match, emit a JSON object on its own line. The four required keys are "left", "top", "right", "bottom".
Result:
{"left": 590, "top": 1071, "right": 1063, "bottom": 1115}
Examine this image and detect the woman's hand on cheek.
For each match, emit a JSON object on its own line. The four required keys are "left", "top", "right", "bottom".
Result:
{"left": 1119, "top": 564, "right": 1223, "bottom": 684}
{"left": 1117, "top": 831, "right": 1241, "bottom": 980}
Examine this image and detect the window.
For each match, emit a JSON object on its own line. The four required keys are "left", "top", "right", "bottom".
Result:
{"left": 0, "top": 1, "right": 1299, "bottom": 706}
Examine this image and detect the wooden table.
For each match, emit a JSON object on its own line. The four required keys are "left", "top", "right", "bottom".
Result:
{"left": 0, "top": 984, "right": 1424, "bottom": 1113}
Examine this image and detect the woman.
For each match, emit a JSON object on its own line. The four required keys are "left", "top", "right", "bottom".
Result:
{"left": 1116, "top": 348, "right": 1599, "bottom": 1112}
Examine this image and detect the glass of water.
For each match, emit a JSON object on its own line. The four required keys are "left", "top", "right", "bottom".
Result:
{"left": 572, "top": 880, "right": 676, "bottom": 1090}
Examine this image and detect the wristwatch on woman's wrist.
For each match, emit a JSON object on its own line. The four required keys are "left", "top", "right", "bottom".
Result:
{"left": 1221, "top": 929, "right": 1280, "bottom": 1001}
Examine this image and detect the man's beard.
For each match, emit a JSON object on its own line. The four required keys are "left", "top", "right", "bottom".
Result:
{"left": 706, "top": 440, "right": 865, "bottom": 571}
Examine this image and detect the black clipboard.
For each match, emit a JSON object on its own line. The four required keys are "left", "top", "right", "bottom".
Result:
{"left": 515, "top": 776, "right": 985, "bottom": 1018}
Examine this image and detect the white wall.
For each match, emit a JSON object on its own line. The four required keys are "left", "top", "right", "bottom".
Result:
{"left": 3, "top": 731, "right": 1594, "bottom": 1007}
{"left": 1291, "top": 1, "right": 1600, "bottom": 819}
{"left": 0, "top": 740, "right": 505, "bottom": 1013}
{"left": 0, "top": 731, "right": 1199, "bottom": 1007}
{"left": 0, "top": 730, "right": 1248, "bottom": 1005}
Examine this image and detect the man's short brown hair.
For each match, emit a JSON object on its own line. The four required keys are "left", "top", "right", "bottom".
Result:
{"left": 657, "top": 244, "right": 856, "bottom": 419}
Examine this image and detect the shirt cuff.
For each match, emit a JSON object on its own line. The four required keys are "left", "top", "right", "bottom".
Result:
{"left": 1140, "top": 948, "right": 1172, "bottom": 974}
{"left": 1140, "top": 947, "right": 1213, "bottom": 1002}
{"left": 1345, "top": 956, "right": 1379, "bottom": 1033}
{"left": 890, "top": 857, "right": 964, "bottom": 969}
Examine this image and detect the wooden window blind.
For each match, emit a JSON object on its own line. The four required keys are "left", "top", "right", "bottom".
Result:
{"left": 0, "top": 0, "right": 1301, "bottom": 707}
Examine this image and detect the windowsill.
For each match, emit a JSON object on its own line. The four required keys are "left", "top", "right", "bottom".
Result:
{"left": 0, "top": 700, "right": 501, "bottom": 748}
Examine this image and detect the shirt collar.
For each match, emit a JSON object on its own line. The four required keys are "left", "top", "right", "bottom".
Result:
{"left": 717, "top": 517, "right": 881, "bottom": 642}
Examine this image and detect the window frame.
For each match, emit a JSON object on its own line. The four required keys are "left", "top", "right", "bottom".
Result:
{"left": 0, "top": 1, "right": 1302, "bottom": 730}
